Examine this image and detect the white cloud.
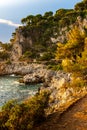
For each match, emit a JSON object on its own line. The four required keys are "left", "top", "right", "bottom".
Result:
{"left": 0, "top": 0, "right": 16, "bottom": 6}
{"left": 0, "top": 0, "right": 28, "bottom": 6}
{"left": 0, "top": 19, "right": 21, "bottom": 27}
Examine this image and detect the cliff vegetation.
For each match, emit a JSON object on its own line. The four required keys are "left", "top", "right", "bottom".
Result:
{"left": 0, "top": 0, "right": 87, "bottom": 130}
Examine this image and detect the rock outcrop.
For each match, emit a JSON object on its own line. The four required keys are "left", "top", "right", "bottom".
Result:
{"left": 21, "top": 66, "right": 76, "bottom": 114}
{"left": 10, "top": 16, "right": 87, "bottom": 62}
{"left": 0, "top": 62, "right": 87, "bottom": 115}
{"left": 22, "top": 66, "right": 87, "bottom": 115}
{"left": 0, "top": 62, "right": 46, "bottom": 75}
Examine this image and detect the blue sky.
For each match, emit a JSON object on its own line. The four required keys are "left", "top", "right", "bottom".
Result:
{"left": 0, "top": 0, "right": 82, "bottom": 43}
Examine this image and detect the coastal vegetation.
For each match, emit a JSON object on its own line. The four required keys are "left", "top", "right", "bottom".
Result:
{"left": 9, "top": 0, "right": 87, "bottom": 61}
{"left": 56, "top": 26, "right": 87, "bottom": 74}
{"left": 0, "top": 0, "right": 87, "bottom": 129}
{"left": 0, "top": 42, "right": 12, "bottom": 61}
{"left": 0, "top": 91, "right": 50, "bottom": 130}
{"left": 55, "top": 25, "right": 87, "bottom": 94}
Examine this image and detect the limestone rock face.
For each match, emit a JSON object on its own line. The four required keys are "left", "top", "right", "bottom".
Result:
{"left": 10, "top": 16, "right": 87, "bottom": 61}
{"left": 5, "top": 62, "right": 82, "bottom": 115}
{"left": 23, "top": 67, "right": 86, "bottom": 115}
{"left": 0, "top": 62, "right": 86, "bottom": 115}
{"left": 0, "top": 62, "right": 46, "bottom": 76}
{"left": 0, "top": 63, "right": 6, "bottom": 75}
{"left": 0, "top": 15, "right": 87, "bottom": 114}
{"left": 21, "top": 67, "right": 74, "bottom": 114}
{"left": 11, "top": 42, "right": 22, "bottom": 61}
{"left": 11, "top": 29, "right": 33, "bottom": 61}
{"left": 51, "top": 16, "right": 87, "bottom": 44}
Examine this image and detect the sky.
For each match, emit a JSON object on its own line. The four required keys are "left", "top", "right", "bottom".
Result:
{"left": 0, "top": 0, "right": 82, "bottom": 43}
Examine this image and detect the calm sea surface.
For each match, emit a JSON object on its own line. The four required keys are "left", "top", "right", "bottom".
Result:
{"left": 0, "top": 75, "right": 40, "bottom": 106}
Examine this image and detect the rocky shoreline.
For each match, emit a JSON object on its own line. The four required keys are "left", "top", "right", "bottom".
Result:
{"left": 0, "top": 62, "right": 87, "bottom": 115}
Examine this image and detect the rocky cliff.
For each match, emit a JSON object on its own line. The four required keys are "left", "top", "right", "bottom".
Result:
{"left": 1, "top": 61, "right": 86, "bottom": 115}
{"left": 21, "top": 65, "right": 87, "bottom": 115}
{"left": 0, "top": 0, "right": 87, "bottom": 116}
{"left": 10, "top": 16, "right": 87, "bottom": 62}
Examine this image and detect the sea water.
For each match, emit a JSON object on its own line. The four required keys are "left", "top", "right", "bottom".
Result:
{"left": 0, "top": 75, "right": 40, "bottom": 106}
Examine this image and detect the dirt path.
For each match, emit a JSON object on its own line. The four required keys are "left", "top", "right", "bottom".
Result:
{"left": 34, "top": 95, "right": 87, "bottom": 130}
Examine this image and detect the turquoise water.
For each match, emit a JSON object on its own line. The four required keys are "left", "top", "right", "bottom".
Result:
{"left": 0, "top": 75, "right": 40, "bottom": 106}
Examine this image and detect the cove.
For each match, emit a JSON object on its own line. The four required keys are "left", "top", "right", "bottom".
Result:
{"left": 0, "top": 75, "right": 40, "bottom": 107}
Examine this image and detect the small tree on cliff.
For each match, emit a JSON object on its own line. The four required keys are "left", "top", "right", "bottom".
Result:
{"left": 55, "top": 26, "right": 87, "bottom": 73}
{"left": 56, "top": 26, "right": 86, "bottom": 60}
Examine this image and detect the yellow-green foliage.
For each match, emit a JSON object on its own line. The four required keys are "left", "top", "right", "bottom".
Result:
{"left": 62, "top": 77, "right": 86, "bottom": 93}
{"left": 55, "top": 26, "right": 87, "bottom": 76}
{"left": 5, "top": 59, "right": 11, "bottom": 65}
{"left": 61, "top": 58, "right": 74, "bottom": 72}
{"left": 1, "top": 43, "right": 12, "bottom": 51}
{"left": 75, "top": 0, "right": 87, "bottom": 11}
{"left": 0, "top": 91, "right": 50, "bottom": 130}
{"left": 0, "top": 51, "right": 9, "bottom": 60}
{"left": 56, "top": 26, "right": 86, "bottom": 60}
{"left": 70, "top": 77, "right": 86, "bottom": 88}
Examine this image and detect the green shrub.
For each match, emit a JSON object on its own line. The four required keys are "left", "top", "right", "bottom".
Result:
{"left": 39, "top": 52, "right": 54, "bottom": 61}
{"left": 0, "top": 51, "right": 9, "bottom": 60}
{"left": 0, "top": 100, "right": 17, "bottom": 130}
{"left": 47, "top": 64, "right": 63, "bottom": 71}
{"left": 0, "top": 91, "right": 50, "bottom": 130}
{"left": 5, "top": 59, "right": 11, "bottom": 65}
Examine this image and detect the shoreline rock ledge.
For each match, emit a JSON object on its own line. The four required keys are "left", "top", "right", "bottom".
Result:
{"left": 0, "top": 62, "right": 46, "bottom": 75}
{"left": 22, "top": 66, "right": 87, "bottom": 115}
{"left": 0, "top": 62, "right": 87, "bottom": 115}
